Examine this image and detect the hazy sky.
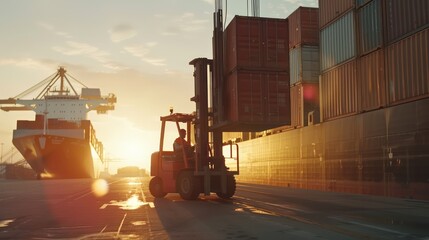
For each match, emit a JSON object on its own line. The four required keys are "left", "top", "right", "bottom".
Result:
{"left": 0, "top": 0, "right": 317, "bottom": 173}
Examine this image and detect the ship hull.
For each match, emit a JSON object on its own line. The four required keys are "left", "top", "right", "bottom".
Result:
{"left": 233, "top": 97, "right": 429, "bottom": 200}
{"left": 12, "top": 134, "right": 101, "bottom": 179}
{"left": 11, "top": 118, "right": 103, "bottom": 179}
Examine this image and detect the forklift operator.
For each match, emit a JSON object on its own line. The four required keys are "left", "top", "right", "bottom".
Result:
{"left": 173, "top": 129, "right": 195, "bottom": 159}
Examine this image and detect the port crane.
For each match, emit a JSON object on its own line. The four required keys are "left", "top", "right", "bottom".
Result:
{"left": 0, "top": 67, "right": 116, "bottom": 115}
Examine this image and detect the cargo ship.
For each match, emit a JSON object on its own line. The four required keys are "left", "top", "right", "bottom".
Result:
{"left": 0, "top": 67, "right": 116, "bottom": 179}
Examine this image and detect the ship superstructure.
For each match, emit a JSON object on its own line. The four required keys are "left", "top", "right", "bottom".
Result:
{"left": 0, "top": 67, "right": 116, "bottom": 178}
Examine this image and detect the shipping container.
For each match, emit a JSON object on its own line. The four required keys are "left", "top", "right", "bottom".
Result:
{"left": 289, "top": 45, "right": 320, "bottom": 85}
{"left": 224, "top": 70, "right": 290, "bottom": 131}
{"left": 320, "top": 60, "right": 358, "bottom": 121}
{"left": 288, "top": 7, "right": 319, "bottom": 48}
{"left": 357, "top": 49, "right": 387, "bottom": 112}
{"left": 321, "top": 11, "right": 356, "bottom": 71}
{"left": 319, "top": 0, "right": 355, "bottom": 28}
{"left": 264, "top": 18, "right": 289, "bottom": 71}
{"left": 356, "top": 0, "right": 372, "bottom": 8}
{"left": 290, "top": 82, "right": 320, "bottom": 127}
{"left": 386, "top": 28, "right": 429, "bottom": 104}
{"left": 357, "top": 0, "right": 382, "bottom": 55}
{"left": 385, "top": 0, "right": 429, "bottom": 44}
{"left": 224, "top": 16, "right": 289, "bottom": 75}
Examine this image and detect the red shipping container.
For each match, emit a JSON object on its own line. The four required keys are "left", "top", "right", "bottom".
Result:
{"left": 224, "top": 70, "right": 290, "bottom": 131}
{"left": 357, "top": 49, "right": 387, "bottom": 112}
{"left": 320, "top": 60, "right": 358, "bottom": 121}
{"left": 319, "top": 0, "right": 355, "bottom": 28}
{"left": 224, "top": 16, "right": 289, "bottom": 75}
{"left": 288, "top": 7, "right": 319, "bottom": 49}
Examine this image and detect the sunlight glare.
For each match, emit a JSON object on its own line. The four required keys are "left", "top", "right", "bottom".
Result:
{"left": 92, "top": 179, "right": 109, "bottom": 197}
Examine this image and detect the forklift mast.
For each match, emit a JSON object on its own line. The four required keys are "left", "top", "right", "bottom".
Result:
{"left": 189, "top": 5, "right": 225, "bottom": 172}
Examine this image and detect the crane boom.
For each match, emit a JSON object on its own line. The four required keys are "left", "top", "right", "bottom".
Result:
{"left": 0, "top": 106, "right": 32, "bottom": 112}
{"left": 0, "top": 98, "right": 17, "bottom": 104}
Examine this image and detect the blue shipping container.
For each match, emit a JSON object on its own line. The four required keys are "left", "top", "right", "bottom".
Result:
{"left": 289, "top": 45, "right": 320, "bottom": 85}
{"left": 321, "top": 11, "right": 356, "bottom": 71}
{"left": 358, "top": 0, "right": 382, "bottom": 54}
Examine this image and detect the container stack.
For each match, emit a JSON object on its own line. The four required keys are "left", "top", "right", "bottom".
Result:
{"left": 288, "top": 7, "right": 320, "bottom": 127}
{"left": 319, "top": 0, "right": 357, "bottom": 121}
{"left": 383, "top": 0, "right": 429, "bottom": 105}
{"left": 356, "top": 0, "right": 386, "bottom": 112}
{"left": 223, "top": 16, "right": 291, "bottom": 131}
{"left": 319, "top": 0, "right": 429, "bottom": 121}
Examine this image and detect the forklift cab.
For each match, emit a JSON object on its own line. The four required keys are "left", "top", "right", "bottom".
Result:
{"left": 150, "top": 113, "right": 195, "bottom": 198}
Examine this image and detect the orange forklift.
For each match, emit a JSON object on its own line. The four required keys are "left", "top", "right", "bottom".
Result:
{"left": 149, "top": 110, "right": 239, "bottom": 200}
{"left": 150, "top": 58, "right": 241, "bottom": 200}
{"left": 149, "top": 5, "right": 242, "bottom": 200}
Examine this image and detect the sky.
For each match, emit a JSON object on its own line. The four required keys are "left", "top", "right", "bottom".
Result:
{"left": 0, "top": 0, "right": 317, "bottom": 174}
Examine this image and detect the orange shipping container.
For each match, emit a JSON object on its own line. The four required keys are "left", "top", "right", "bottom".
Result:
{"left": 320, "top": 60, "right": 358, "bottom": 121}
{"left": 357, "top": 49, "right": 387, "bottom": 112}
{"left": 288, "top": 7, "right": 319, "bottom": 49}
{"left": 319, "top": 0, "right": 355, "bottom": 28}
{"left": 224, "top": 70, "right": 290, "bottom": 131}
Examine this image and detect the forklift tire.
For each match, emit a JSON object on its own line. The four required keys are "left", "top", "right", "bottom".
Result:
{"left": 177, "top": 171, "right": 200, "bottom": 200}
{"left": 216, "top": 175, "right": 236, "bottom": 199}
{"left": 149, "top": 176, "right": 167, "bottom": 198}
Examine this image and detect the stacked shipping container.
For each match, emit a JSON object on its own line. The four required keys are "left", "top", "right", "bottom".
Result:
{"left": 320, "top": 0, "right": 429, "bottom": 120}
{"left": 288, "top": 7, "right": 320, "bottom": 127}
{"left": 223, "top": 16, "right": 291, "bottom": 131}
{"left": 233, "top": 1, "right": 429, "bottom": 200}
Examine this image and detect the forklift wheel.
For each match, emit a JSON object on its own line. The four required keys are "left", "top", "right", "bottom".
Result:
{"left": 149, "top": 176, "right": 167, "bottom": 198}
{"left": 216, "top": 175, "right": 236, "bottom": 199}
{"left": 177, "top": 171, "right": 200, "bottom": 200}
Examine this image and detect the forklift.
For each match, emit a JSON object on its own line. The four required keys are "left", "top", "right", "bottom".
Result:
{"left": 149, "top": 1, "right": 239, "bottom": 200}
{"left": 149, "top": 4, "right": 240, "bottom": 200}
{"left": 148, "top": 109, "right": 239, "bottom": 200}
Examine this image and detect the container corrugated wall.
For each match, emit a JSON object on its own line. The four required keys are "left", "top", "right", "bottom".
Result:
{"left": 264, "top": 18, "right": 289, "bottom": 71}
{"left": 357, "top": 0, "right": 382, "bottom": 55}
{"left": 224, "top": 17, "right": 262, "bottom": 74}
{"left": 224, "top": 16, "right": 289, "bottom": 74}
{"left": 290, "top": 83, "right": 302, "bottom": 128}
{"left": 319, "top": 0, "right": 355, "bottom": 28}
{"left": 356, "top": 0, "right": 372, "bottom": 8}
{"left": 385, "top": 0, "right": 429, "bottom": 44}
{"left": 321, "top": 11, "right": 356, "bottom": 71}
{"left": 320, "top": 60, "right": 357, "bottom": 121}
{"left": 225, "top": 70, "right": 290, "bottom": 131}
{"left": 291, "top": 83, "right": 320, "bottom": 127}
{"left": 357, "top": 49, "right": 387, "bottom": 112}
{"left": 386, "top": 28, "right": 429, "bottom": 104}
{"left": 289, "top": 45, "right": 320, "bottom": 85}
{"left": 288, "top": 7, "right": 319, "bottom": 48}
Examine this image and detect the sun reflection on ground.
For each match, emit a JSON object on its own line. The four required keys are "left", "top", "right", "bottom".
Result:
{"left": 0, "top": 219, "right": 14, "bottom": 228}
{"left": 121, "top": 194, "right": 146, "bottom": 210}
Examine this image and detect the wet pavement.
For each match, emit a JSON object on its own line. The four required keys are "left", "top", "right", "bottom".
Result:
{"left": 0, "top": 177, "right": 428, "bottom": 239}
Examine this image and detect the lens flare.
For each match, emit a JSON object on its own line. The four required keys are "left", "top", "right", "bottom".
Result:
{"left": 92, "top": 179, "right": 109, "bottom": 197}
